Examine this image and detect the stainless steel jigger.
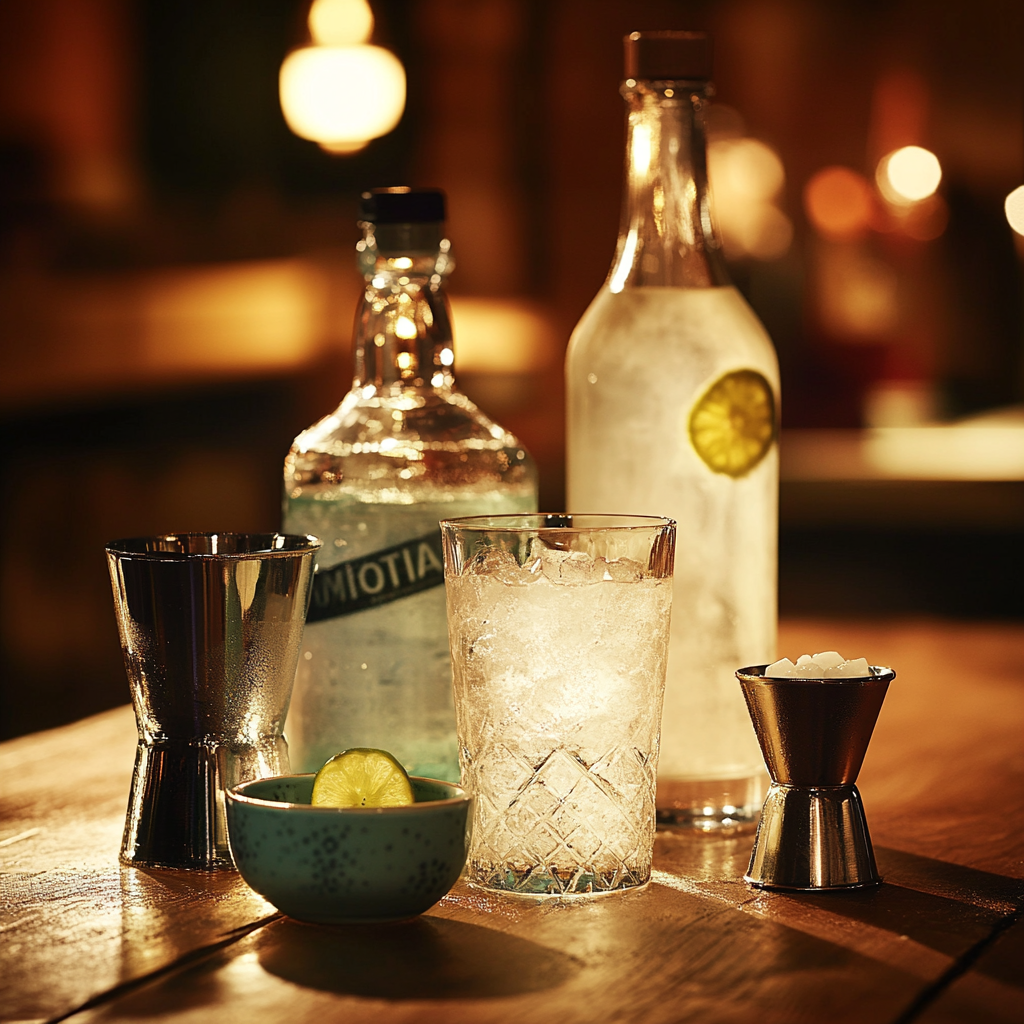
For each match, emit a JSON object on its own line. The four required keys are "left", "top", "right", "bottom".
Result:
{"left": 106, "top": 533, "right": 320, "bottom": 870}
{"left": 735, "top": 665, "right": 895, "bottom": 890}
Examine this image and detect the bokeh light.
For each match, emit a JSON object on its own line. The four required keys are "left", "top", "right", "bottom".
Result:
{"left": 309, "top": 0, "right": 374, "bottom": 46}
{"left": 711, "top": 138, "right": 784, "bottom": 200}
{"left": 279, "top": 45, "right": 406, "bottom": 152}
{"left": 876, "top": 145, "right": 942, "bottom": 204}
{"left": 1005, "top": 185, "right": 1024, "bottom": 236}
{"left": 815, "top": 246, "right": 898, "bottom": 338}
{"left": 708, "top": 138, "right": 792, "bottom": 260}
{"left": 803, "top": 167, "right": 873, "bottom": 240}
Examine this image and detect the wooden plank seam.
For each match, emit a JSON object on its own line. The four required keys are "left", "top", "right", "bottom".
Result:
{"left": 42, "top": 914, "right": 280, "bottom": 1024}
{"left": 889, "top": 906, "right": 1024, "bottom": 1024}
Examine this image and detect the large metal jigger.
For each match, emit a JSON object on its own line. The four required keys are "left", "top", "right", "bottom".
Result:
{"left": 106, "top": 533, "right": 320, "bottom": 870}
{"left": 736, "top": 665, "right": 895, "bottom": 890}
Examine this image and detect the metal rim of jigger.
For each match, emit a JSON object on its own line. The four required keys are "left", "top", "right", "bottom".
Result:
{"left": 120, "top": 853, "right": 236, "bottom": 873}
{"left": 104, "top": 531, "right": 322, "bottom": 558}
{"left": 745, "top": 878, "right": 882, "bottom": 892}
{"left": 744, "top": 877, "right": 883, "bottom": 892}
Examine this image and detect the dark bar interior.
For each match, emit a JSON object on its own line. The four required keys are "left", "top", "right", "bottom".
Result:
{"left": 2, "top": 0, "right": 1021, "bottom": 738}
{"left": 2, "top": 6, "right": 1023, "bottom": 1024}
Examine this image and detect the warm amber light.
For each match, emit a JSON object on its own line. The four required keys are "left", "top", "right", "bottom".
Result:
{"left": 1005, "top": 185, "right": 1024, "bottom": 237}
{"left": 815, "top": 246, "right": 898, "bottom": 338}
{"left": 279, "top": 45, "right": 406, "bottom": 149}
{"left": 394, "top": 314, "right": 418, "bottom": 340}
{"left": 140, "top": 259, "right": 331, "bottom": 370}
{"left": 631, "top": 123, "right": 652, "bottom": 177}
{"left": 804, "top": 167, "right": 873, "bottom": 240}
{"left": 309, "top": 0, "right": 373, "bottom": 45}
{"left": 877, "top": 146, "right": 942, "bottom": 204}
{"left": 708, "top": 138, "right": 792, "bottom": 260}
{"left": 450, "top": 299, "right": 554, "bottom": 373}
{"left": 711, "top": 138, "right": 784, "bottom": 201}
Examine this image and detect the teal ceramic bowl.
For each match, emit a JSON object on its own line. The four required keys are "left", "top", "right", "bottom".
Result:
{"left": 226, "top": 774, "right": 473, "bottom": 924}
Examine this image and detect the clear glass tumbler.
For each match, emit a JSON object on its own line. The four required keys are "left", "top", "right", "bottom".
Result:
{"left": 106, "top": 532, "right": 320, "bottom": 870}
{"left": 441, "top": 513, "right": 675, "bottom": 895}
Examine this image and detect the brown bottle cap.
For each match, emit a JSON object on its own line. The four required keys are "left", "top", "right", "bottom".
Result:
{"left": 624, "top": 31, "right": 713, "bottom": 81}
{"left": 360, "top": 187, "right": 446, "bottom": 224}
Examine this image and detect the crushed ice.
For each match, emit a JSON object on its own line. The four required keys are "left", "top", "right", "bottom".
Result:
{"left": 462, "top": 539, "right": 648, "bottom": 586}
{"left": 526, "top": 538, "right": 646, "bottom": 585}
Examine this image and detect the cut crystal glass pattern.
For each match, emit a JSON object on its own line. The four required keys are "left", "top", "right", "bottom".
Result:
{"left": 466, "top": 745, "right": 657, "bottom": 894}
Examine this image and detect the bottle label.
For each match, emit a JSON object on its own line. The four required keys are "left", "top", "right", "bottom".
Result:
{"left": 306, "top": 531, "right": 445, "bottom": 623}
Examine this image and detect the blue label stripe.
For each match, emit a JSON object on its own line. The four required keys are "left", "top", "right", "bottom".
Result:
{"left": 306, "top": 530, "right": 445, "bottom": 622}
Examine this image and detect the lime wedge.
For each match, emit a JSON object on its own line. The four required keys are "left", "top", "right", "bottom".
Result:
{"left": 688, "top": 369, "right": 776, "bottom": 478}
{"left": 311, "top": 748, "right": 415, "bottom": 808}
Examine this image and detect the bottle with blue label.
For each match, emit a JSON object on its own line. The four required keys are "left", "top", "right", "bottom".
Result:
{"left": 283, "top": 187, "right": 538, "bottom": 780}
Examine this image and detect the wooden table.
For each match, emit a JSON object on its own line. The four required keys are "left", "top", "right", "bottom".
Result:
{"left": 3, "top": 619, "right": 1022, "bottom": 1024}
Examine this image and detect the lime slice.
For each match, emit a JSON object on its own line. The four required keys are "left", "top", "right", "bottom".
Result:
{"left": 688, "top": 369, "right": 776, "bottom": 478}
{"left": 311, "top": 748, "right": 415, "bottom": 808}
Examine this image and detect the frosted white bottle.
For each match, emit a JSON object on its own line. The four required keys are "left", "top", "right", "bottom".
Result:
{"left": 566, "top": 32, "right": 779, "bottom": 828}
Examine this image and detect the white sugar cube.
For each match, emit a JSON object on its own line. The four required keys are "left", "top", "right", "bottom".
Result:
{"left": 812, "top": 651, "right": 845, "bottom": 670}
{"left": 835, "top": 657, "right": 870, "bottom": 677}
{"left": 763, "top": 652, "right": 873, "bottom": 679}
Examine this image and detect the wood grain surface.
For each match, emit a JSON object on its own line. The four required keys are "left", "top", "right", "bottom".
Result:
{"left": 2, "top": 619, "right": 1021, "bottom": 1024}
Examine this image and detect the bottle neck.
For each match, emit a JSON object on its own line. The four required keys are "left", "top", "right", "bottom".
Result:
{"left": 352, "top": 223, "right": 456, "bottom": 394}
{"left": 608, "top": 80, "right": 729, "bottom": 292}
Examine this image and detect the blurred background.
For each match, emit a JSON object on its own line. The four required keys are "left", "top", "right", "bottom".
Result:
{"left": 1, "top": 0, "right": 1022, "bottom": 737}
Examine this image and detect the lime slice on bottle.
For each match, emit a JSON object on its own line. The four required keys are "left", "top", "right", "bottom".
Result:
{"left": 311, "top": 748, "right": 415, "bottom": 808}
{"left": 688, "top": 369, "right": 776, "bottom": 478}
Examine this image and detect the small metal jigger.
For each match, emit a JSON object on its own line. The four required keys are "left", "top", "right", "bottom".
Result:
{"left": 735, "top": 665, "right": 895, "bottom": 891}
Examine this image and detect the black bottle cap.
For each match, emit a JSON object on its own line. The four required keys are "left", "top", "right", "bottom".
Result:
{"left": 360, "top": 187, "right": 446, "bottom": 224}
{"left": 624, "top": 31, "right": 713, "bottom": 81}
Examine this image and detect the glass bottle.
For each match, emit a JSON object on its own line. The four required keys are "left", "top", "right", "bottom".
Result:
{"left": 284, "top": 188, "right": 537, "bottom": 780}
{"left": 566, "top": 33, "right": 779, "bottom": 828}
